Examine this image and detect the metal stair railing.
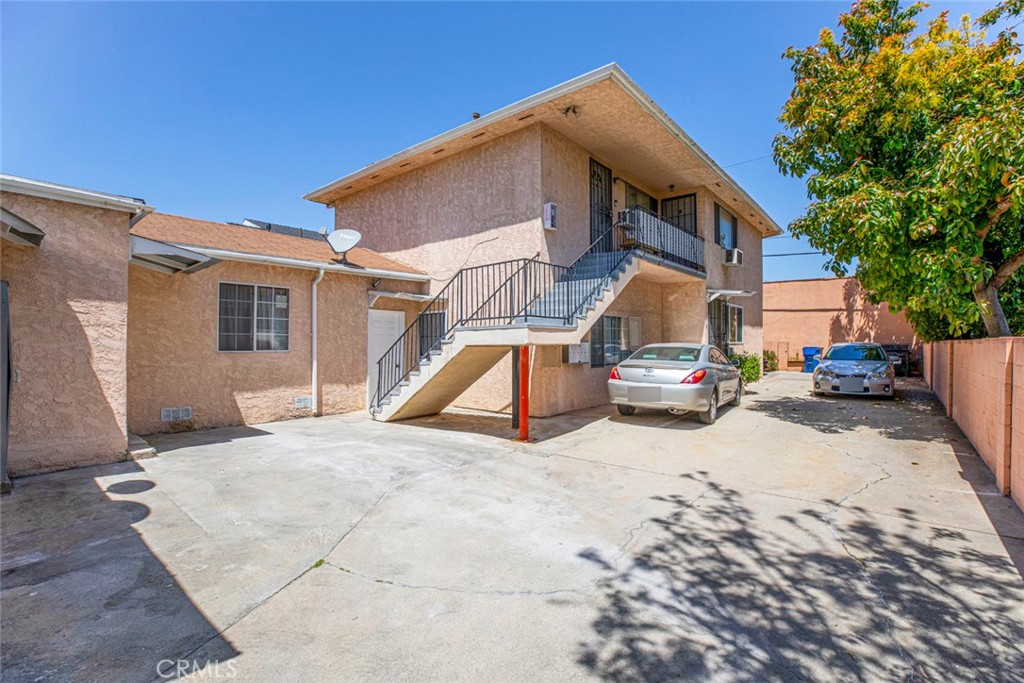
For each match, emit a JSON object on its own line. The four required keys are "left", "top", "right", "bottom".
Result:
{"left": 371, "top": 226, "right": 637, "bottom": 411}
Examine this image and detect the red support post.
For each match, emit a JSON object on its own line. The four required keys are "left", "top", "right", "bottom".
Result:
{"left": 514, "top": 345, "right": 532, "bottom": 442}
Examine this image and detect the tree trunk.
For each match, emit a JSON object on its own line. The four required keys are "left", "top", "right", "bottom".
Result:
{"left": 974, "top": 284, "right": 1012, "bottom": 337}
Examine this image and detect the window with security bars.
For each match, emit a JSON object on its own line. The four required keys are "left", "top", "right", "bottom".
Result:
{"left": 590, "top": 315, "right": 642, "bottom": 367}
{"left": 624, "top": 182, "right": 658, "bottom": 213}
{"left": 661, "top": 194, "right": 697, "bottom": 234}
{"left": 218, "top": 283, "right": 289, "bottom": 352}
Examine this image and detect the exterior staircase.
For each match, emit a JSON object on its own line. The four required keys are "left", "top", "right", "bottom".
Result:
{"left": 371, "top": 241, "right": 641, "bottom": 421}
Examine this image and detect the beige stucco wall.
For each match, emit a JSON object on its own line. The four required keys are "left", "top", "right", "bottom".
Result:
{"left": 128, "top": 261, "right": 425, "bottom": 435}
{"left": 697, "top": 187, "right": 765, "bottom": 358}
{"left": 763, "top": 277, "right": 920, "bottom": 368}
{"left": 1, "top": 192, "right": 131, "bottom": 475}
{"left": 330, "top": 122, "right": 770, "bottom": 417}
{"left": 450, "top": 278, "right": 708, "bottom": 416}
{"left": 332, "top": 125, "right": 544, "bottom": 293}
{"left": 536, "top": 128, "right": 765, "bottom": 357}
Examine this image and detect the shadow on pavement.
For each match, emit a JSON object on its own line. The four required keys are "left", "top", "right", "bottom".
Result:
{"left": 402, "top": 402, "right": 749, "bottom": 441}
{"left": 400, "top": 406, "right": 611, "bottom": 442}
{"left": 576, "top": 471, "right": 1024, "bottom": 682}
{"left": 0, "top": 461, "right": 238, "bottom": 681}
{"left": 747, "top": 377, "right": 949, "bottom": 441}
{"left": 144, "top": 424, "right": 273, "bottom": 453}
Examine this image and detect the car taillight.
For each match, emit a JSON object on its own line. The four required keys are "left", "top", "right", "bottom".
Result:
{"left": 609, "top": 367, "right": 622, "bottom": 381}
{"left": 681, "top": 369, "right": 707, "bottom": 384}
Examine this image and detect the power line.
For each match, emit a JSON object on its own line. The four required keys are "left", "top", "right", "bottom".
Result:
{"left": 722, "top": 154, "right": 773, "bottom": 169}
{"left": 764, "top": 251, "right": 824, "bottom": 257}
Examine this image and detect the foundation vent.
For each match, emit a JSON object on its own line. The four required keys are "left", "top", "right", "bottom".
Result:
{"left": 295, "top": 396, "right": 313, "bottom": 409}
{"left": 161, "top": 406, "right": 193, "bottom": 422}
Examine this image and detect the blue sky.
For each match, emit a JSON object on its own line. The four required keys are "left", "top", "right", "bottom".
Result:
{"left": 0, "top": 1, "right": 993, "bottom": 281}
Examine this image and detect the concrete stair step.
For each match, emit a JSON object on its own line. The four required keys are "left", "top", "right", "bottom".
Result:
{"left": 127, "top": 434, "right": 156, "bottom": 461}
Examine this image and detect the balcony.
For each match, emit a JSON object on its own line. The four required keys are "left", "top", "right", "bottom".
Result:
{"left": 615, "top": 206, "right": 705, "bottom": 273}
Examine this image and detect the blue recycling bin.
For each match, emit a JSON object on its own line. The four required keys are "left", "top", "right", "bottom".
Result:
{"left": 802, "top": 346, "right": 823, "bottom": 373}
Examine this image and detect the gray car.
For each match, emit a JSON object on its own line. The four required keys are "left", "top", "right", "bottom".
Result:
{"left": 812, "top": 342, "right": 896, "bottom": 398}
{"left": 607, "top": 343, "right": 742, "bottom": 425}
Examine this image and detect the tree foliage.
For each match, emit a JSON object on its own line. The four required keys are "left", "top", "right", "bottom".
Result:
{"left": 773, "top": 0, "right": 1024, "bottom": 339}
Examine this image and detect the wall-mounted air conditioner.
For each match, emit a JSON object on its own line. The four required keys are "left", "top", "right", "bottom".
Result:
{"left": 543, "top": 202, "right": 558, "bottom": 230}
{"left": 724, "top": 248, "right": 743, "bottom": 267}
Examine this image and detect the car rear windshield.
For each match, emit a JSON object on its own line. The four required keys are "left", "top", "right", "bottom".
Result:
{"left": 628, "top": 345, "right": 702, "bottom": 362}
{"left": 824, "top": 345, "right": 886, "bottom": 361}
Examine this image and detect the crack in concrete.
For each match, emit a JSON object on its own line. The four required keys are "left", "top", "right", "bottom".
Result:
{"left": 815, "top": 437, "right": 916, "bottom": 682}
{"left": 155, "top": 448, "right": 513, "bottom": 682}
{"left": 325, "top": 562, "right": 586, "bottom": 598}
{"left": 613, "top": 484, "right": 720, "bottom": 568}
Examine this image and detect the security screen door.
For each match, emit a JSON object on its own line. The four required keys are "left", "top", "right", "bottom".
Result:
{"left": 590, "top": 159, "right": 613, "bottom": 251}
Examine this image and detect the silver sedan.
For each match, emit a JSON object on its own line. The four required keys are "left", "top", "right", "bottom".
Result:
{"left": 607, "top": 343, "right": 742, "bottom": 425}
{"left": 812, "top": 343, "right": 896, "bottom": 398}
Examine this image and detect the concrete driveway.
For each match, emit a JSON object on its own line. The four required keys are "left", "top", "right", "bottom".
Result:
{"left": 3, "top": 373, "right": 1023, "bottom": 682}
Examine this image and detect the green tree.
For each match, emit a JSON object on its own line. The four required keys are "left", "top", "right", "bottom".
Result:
{"left": 773, "top": 0, "right": 1024, "bottom": 338}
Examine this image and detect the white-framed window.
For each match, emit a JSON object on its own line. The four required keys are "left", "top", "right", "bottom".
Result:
{"left": 218, "top": 282, "right": 290, "bottom": 352}
{"left": 727, "top": 303, "right": 744, "bottom": 344}
{"left": 590, "top": 315, "right": 642, "bottom": 367}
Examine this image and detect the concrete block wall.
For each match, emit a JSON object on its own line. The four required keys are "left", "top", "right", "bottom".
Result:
{"left": 1013, "top": 339, "right": 1024, "bottom": 511}
{"left": 924, "top": 337, "right": 1021, "bottom": 508}
{"left": 931, "top": 342, "right": 954, "bottom": 415}
{"left": 950, "top": 339, "right": 1014, "bottom": 494}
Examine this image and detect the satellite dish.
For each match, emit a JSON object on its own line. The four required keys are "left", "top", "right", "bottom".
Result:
{"left": 327, "top": 229, "right": 361, "bottom": 255}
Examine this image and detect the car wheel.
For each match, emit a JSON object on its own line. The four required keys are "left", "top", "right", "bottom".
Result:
{"left": 729, "top": 381, "right": 743, "bottom": 407}
{"left": 617, "top": 404, "right": 636, "bottom": 416}
{"left": 698, "top": 389, "right": 718, "bottom": 425}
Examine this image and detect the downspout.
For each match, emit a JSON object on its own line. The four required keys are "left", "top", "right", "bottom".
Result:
{"left": 311, "top": 268, "right": 325, "bottom": 415}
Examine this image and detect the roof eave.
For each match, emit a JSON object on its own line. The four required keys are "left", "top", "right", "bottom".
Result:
{"left": 168, "top": 243, "right": 430, "bottom": 282}
{"left": 0, "top": 174, "right": 155, "bottom": 216}
{"left": 602, "top": 69, "right": 782, "bottom": 238}
{"left": 303, "top": 63, "right": 781, "bottom": 237}
{"left": 302, "top": 63, "right": 622, "bottom": 204}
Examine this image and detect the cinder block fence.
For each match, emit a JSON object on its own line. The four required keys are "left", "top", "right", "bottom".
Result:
{"left": 923, "top": 338, "right": 1024, "bottom": 512}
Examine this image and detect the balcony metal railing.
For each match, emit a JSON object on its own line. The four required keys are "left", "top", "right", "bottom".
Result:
{"left": 614, "top": 206, "right": 705, "bottom": 272}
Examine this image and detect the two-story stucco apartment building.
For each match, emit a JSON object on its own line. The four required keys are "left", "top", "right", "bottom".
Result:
{"left": 305, "top": 63, "right": 781, "bottom": 421}
{"left": 1, "top": 63, "right": 779, "bottom": 479}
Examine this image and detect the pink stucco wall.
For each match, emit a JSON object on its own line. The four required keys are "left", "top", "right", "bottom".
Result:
{"left": 128, "top": 261, "right": 426, "bottom": 435}
{"left": 764, "top": 277, "right": 920, "bottom": 369}
{"left": 1, "top": 192, "right": 131, "bottom": 475}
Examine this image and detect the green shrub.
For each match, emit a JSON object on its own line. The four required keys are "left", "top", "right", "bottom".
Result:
{"left": 763, "top": 350, "right": 779, "bottom": 373}
{"left": 730, "top": 352, "right": 763, "bottom": 385}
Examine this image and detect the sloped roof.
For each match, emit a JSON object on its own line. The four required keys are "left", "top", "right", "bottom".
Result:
{"left": 131, "top": 213, "right": 424, "bottom": 277}
{"left": 304, "top": 63, "right": 781, "bottom": 236}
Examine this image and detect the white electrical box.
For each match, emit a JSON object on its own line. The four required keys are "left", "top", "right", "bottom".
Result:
{"left": 295, "top": 396, "right": 313, "bottom": 409}
{"left": 567, "top": 342, "right": 590, "bottom": 365}
{"left": 543, "top": 202, "right": 558, "bottom": 230}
